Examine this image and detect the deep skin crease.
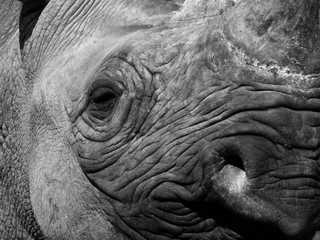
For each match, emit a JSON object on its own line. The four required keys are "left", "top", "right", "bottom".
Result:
{"left": 1, "top": 0, "right": 320, "bottom": 239}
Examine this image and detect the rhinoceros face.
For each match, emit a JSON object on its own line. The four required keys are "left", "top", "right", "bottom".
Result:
{"left": 1, "top": 0, "right": 320, "bottom": 239}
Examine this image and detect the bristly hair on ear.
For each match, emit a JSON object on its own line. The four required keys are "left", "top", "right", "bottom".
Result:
{"left": 18, "top": 0, "right": 49, "bottom": 49}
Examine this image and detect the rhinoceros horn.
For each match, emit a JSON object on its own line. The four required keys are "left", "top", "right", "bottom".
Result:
{"left": 223, "top": 0, "right": 320, "bottom": 74}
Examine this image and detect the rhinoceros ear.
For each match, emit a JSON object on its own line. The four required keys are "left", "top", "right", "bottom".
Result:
{"left": 18, "top": 0, "right": 49, "bottom": 49}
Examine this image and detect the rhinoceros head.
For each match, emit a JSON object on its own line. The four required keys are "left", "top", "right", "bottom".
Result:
{"left": 1, "top": 0, "right": 320, "bottom": 239}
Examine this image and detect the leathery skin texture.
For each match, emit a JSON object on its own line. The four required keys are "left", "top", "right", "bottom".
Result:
{"left": 1, "top": 0, "right": 320, "bottom": 239}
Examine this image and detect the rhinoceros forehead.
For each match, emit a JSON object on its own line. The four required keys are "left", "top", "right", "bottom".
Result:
{"left": 22, "top": 0, "right": 180, "bottom": 65}
{"left": 23, "top": 0, "right": 250, "bottom": 72}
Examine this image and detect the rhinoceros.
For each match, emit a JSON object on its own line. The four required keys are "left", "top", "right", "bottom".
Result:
{"left": 1, "top": 0, "right": 320, "bottom": 239}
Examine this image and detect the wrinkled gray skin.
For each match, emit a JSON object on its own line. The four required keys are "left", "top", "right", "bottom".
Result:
{"left": 1, "top": 0, "right": 320, "bottom": 239}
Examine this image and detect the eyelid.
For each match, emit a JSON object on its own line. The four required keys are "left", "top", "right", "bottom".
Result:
{"left": 90, "top": 87, "right": 116, "bottom": 99}
{"left": 89, "top": 77, "right": 125, "bottom": 96}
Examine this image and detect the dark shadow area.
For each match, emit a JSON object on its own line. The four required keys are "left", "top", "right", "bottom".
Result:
{"left": 19, "top": 0, "right": 49, "bottom": 49}
{"left": 223, "top": 153, "right": 245, "bottom": 171}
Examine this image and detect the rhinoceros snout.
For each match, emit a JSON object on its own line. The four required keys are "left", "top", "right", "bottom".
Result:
{"left": 204, "top": 132, "right": 320, "bottom": 240}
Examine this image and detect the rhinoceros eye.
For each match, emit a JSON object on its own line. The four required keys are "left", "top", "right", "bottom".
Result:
{"left": 88, "top": 87, "right": 118, "bottom": 120}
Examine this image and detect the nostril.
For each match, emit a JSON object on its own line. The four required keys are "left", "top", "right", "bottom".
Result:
{"left": 223, "top": 153, "right": 245, "bottom": 171}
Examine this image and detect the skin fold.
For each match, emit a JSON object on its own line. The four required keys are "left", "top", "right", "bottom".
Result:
{"left": 1, "top": 0, "right": 320, "bottom": 239}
